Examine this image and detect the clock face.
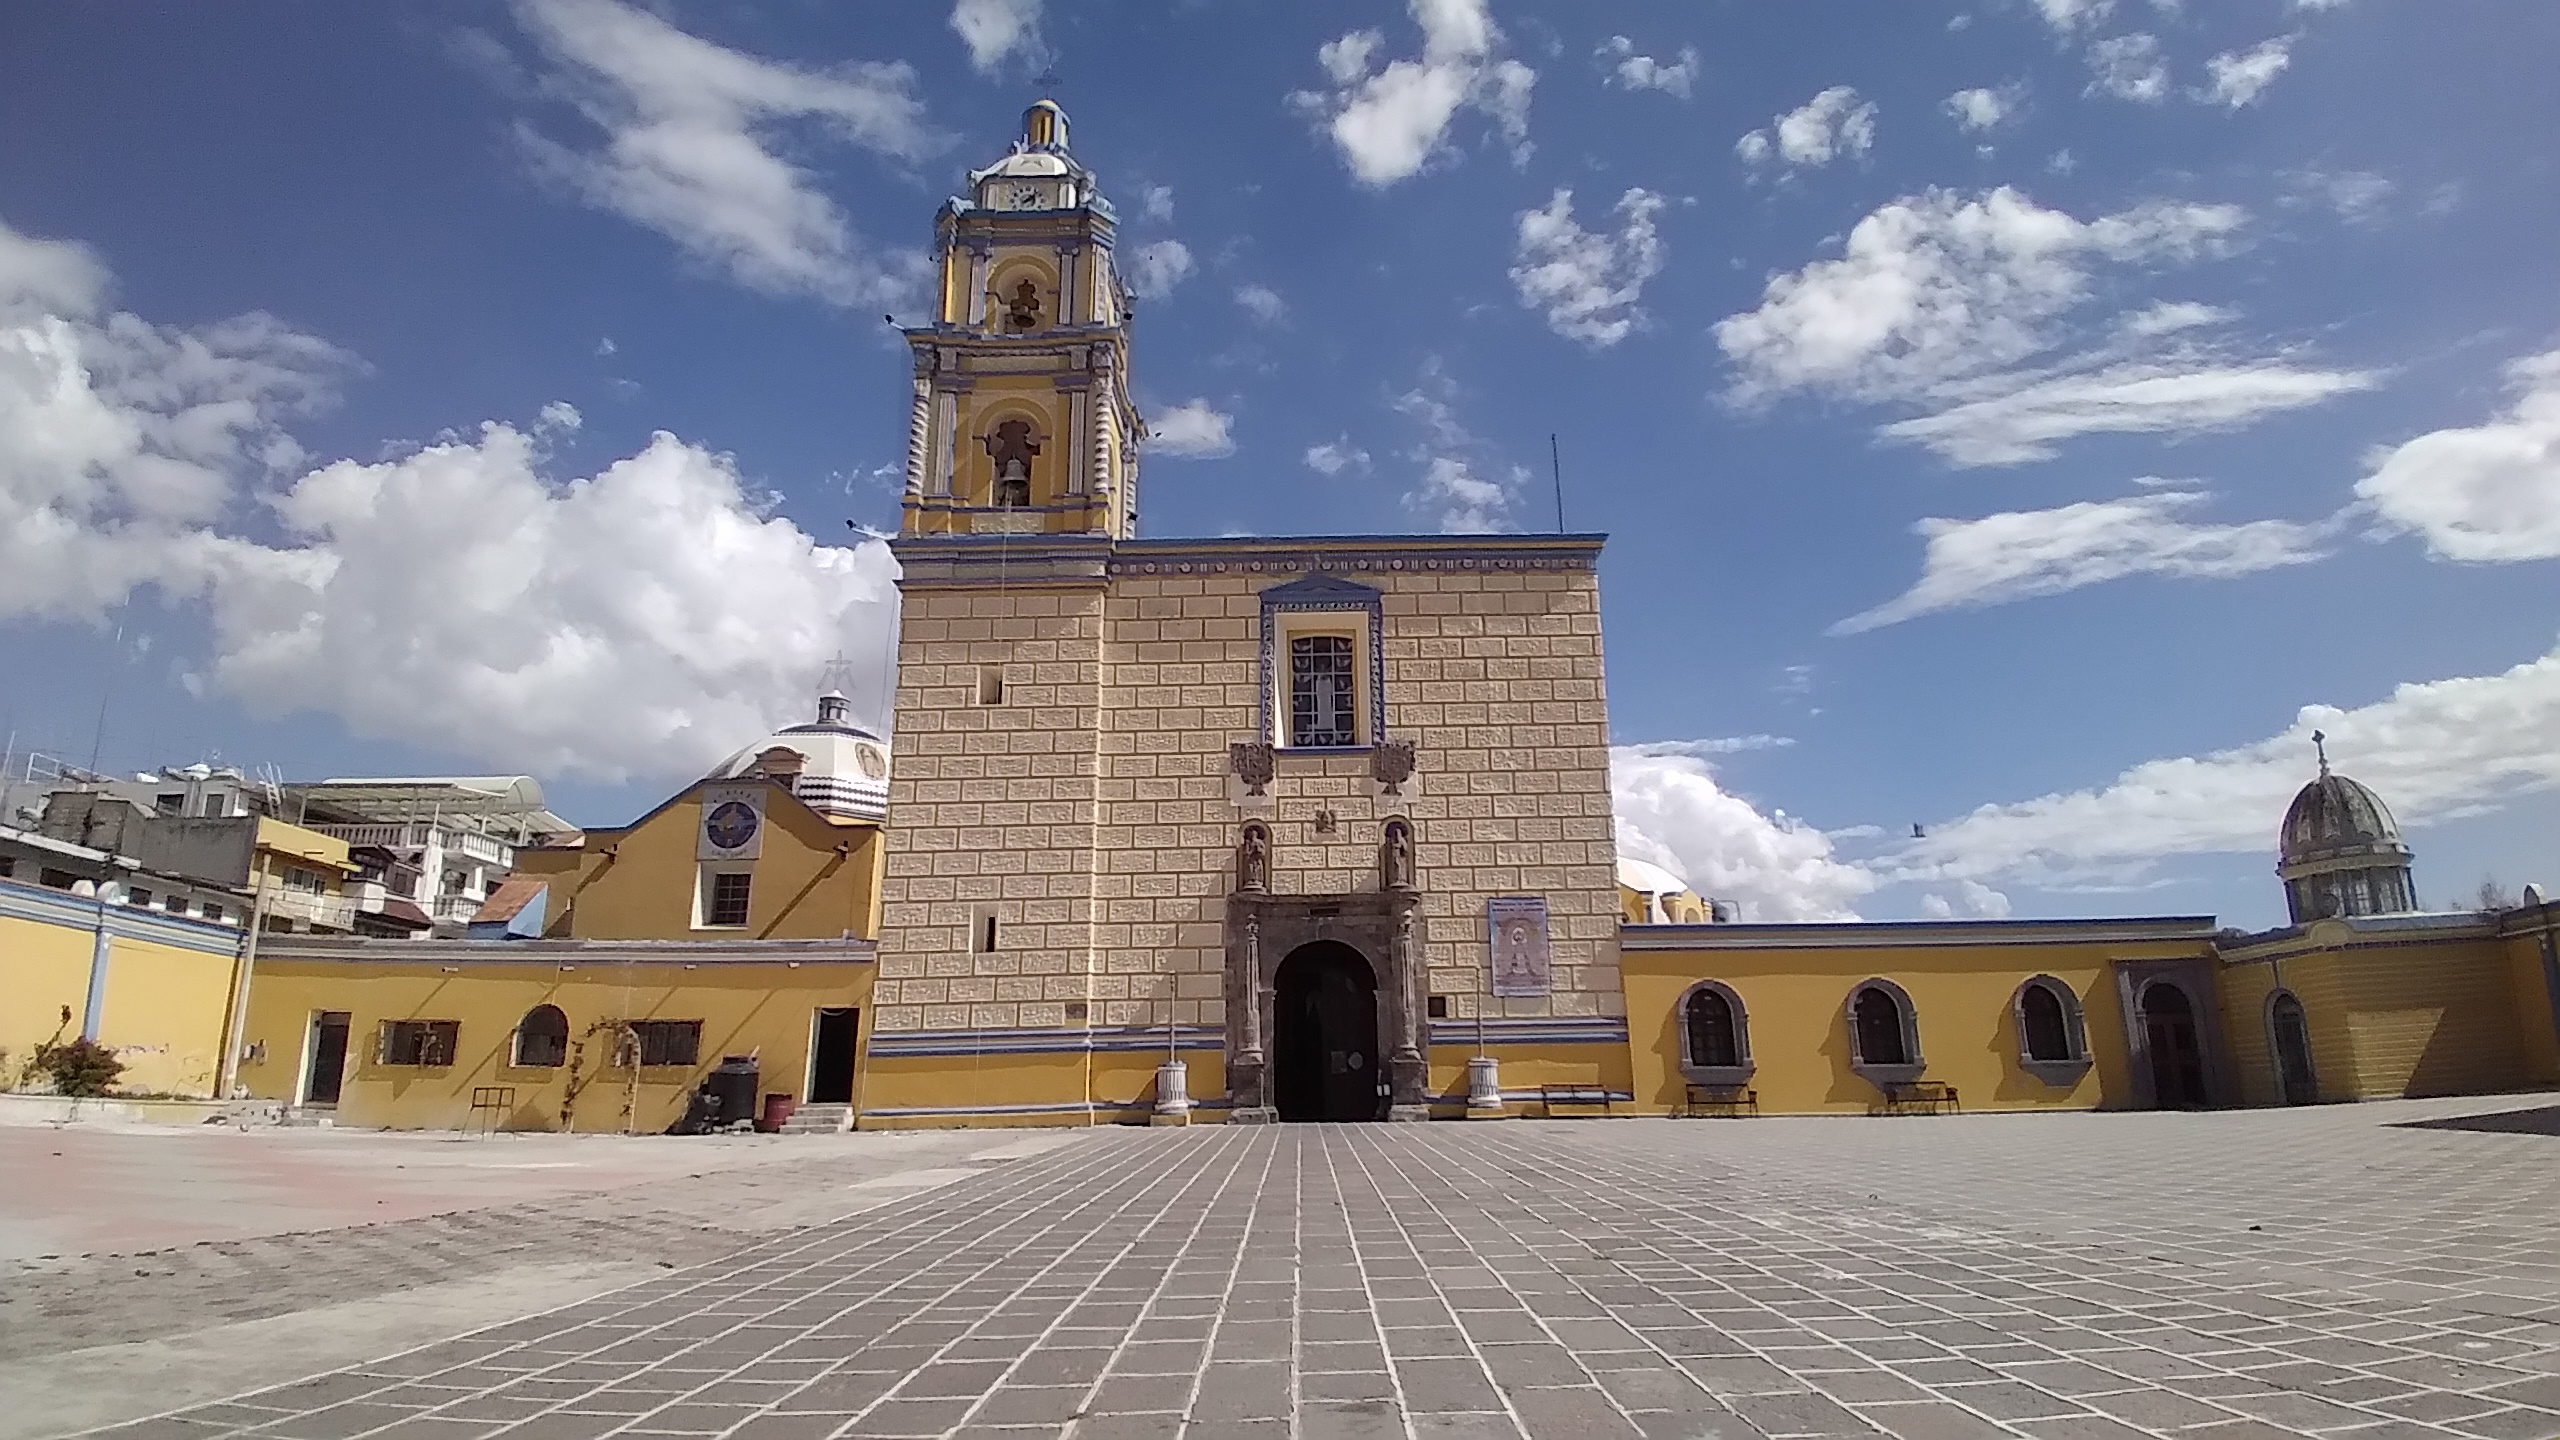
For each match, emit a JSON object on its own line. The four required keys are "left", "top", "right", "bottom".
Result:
{"left": 1004, "top": 183, "right": 1045, "bottom": 210}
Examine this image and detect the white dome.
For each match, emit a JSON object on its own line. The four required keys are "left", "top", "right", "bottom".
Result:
{"left": 1617, "top": 855, "right": 1690, "bottom": 897}
{"left": 707, "top": 692, "right": 890, "bottom": 823}
{"left": 976, "top": 151, "right": 1071, "bottom": 180}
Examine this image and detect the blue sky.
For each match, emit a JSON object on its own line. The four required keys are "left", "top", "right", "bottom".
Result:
{"left": 4, "top": 0, "right": 2557, "bottom": 927}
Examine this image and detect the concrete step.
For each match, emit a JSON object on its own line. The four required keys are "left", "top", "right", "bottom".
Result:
{"left": 778, "top": 1103, "right": 852, "bottom": 1134}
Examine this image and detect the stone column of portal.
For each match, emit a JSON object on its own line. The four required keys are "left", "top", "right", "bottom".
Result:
{"left": 1388, "top": 905, "right": 1430, "bottom": 1121}
{"left": 1230, "top": 915, "right": 1271, "bottom": 1123}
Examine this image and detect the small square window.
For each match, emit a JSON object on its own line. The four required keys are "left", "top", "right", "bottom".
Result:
{"left": 972, "top": 907, "right": 1001, "bottom": 954}
{"left": 630, "top": 1020, "right": 701, "bottom": 1067}
{"left": 977, "top": 665, "right": 1006, "bottom": 705}
{"left": 201, "top": 901, "right": 224, "bottom": 923}
{"left": 380, "top": 1019, "right": 460, "bottom": 1066}
{"left": 1426, "top": 995, "right": 1449, "bottom": 1020}
{"left": 128, "top": 888, "right": 153, "bottom": 908}
{"left": 703, "top": 871, "right": 752, "bottom": 928}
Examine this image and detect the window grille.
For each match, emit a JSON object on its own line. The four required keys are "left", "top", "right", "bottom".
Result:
{"left": 1289, "top": 634, "right": 1356, "bottom": 747}
{"left": 381, "top": 1019, "right": 460, "bottom": 1066}
{"left": 631, "top": 1020, "right": 702, "bottom": 1067}
{"left": 705, "top": 871, "right": 752, "bottom": 927}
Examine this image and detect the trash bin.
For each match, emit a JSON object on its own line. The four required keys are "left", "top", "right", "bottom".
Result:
{"left": 758, "top": 1093, "right": 796, "bottom": 1133}
{"left": 707, "top": 1055, "right": 759, "bottom": 1128}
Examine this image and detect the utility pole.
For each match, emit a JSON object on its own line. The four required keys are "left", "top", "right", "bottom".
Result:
{"left": 215, "top": 863, "right": 274, "bottom": 1101}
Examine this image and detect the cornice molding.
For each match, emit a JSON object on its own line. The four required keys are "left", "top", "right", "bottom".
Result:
{"left": 1620, "top": 916, "right": 2221, "bottom": 952}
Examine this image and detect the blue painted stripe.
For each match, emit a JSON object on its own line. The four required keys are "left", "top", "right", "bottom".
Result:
{"left": 861, "top": 1097, "right": 1237, "bottom": 1118}
{"left": 0, "top": 878, "right": 244, "bottom": 957}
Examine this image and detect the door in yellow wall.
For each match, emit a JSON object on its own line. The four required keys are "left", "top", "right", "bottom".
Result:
{"left": 304, "top": 1011, "right": 350, "bottom": 1105}
{"left": 810, "top": 1008, "right": 858, "bottom": 1105}
{"left": 2143, "top": 983, "right": 2209, "bottom": 1108}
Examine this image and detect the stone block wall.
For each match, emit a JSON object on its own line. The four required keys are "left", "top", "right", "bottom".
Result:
{"left": 872, "top": 583, "right": 1105, "bottom": 1033}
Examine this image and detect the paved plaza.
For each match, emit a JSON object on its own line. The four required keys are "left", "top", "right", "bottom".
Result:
{"left": 30, "top": 1096, "right": 2560, "bottom": 1440}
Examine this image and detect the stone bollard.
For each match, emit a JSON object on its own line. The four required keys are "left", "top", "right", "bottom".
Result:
{"left": 1152, "top": 1059, "right": 1193, "bottom": 1125}
{"left": 1466, "top": 1055, "right": 1505, "bottom": 1119}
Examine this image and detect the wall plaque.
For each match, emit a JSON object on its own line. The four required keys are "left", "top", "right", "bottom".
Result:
{"left": 1487, "top": 896, "right": 1551, "bottom": 998}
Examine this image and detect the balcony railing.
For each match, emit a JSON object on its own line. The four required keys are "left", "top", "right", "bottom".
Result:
{"left": 266, "top": 888, "right": 358, "bottom": 932}
{"left": 307, "top": 823, "right": 514, "bottom": 867}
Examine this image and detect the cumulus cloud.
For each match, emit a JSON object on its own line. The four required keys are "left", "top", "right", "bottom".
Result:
{"left": 1391, "top": 359, "right": 1518, "bottom": 533}
{"left": 1596, "top": 36, "right": 1698, "bottom": 99}
{"left": 1832, "top": 491, "right": 2333, "bottom": 634}
{"left": 1124, "top": 239, "right": 1195, "bottom": 299}
{"left": 2198, "top": 35, "right": 2295, "bottom": 107}
{"left": 1613, "top": 745, "right": 1874, "bottom": 921}
{"left": 1507, "top": 188, "right": 1665, "bottom": 348}
{"left": 1714, "top": 187, "right": 2372, "bottom": 464}
{"left": 1289, "top": 0, "right": 1536, "bottom": 187}
{"left": 2356, "top": 350, "right": 2560, "bottom": 563}
{"left": 1919, "top": 880, "right": 2013, "bottom": 919}
{"left": 1303, "top": 438, "right": 1370, "bottom": 476}
{"left": 1736, "top": 86, "right": 1876, "bottom": 170}
{"left": 2085, "top": 33, "right": 2168, "bottom": 103}
{"left": 1943, "top": 83, "right": 2022, "bottom": 132}
{"left": 510, "top": 0, "right": 938, "bottom": 308}
{"left": 1138, "top": 184, "right": 1175, "bottom": 223}
{"left": 949, "top": 0, "right": 1044, "bottom": 74}
{"left": 1146, "top": 399, "right": 1236, "bottom": 459}
{"left": 1234, "top": 283, "right": 1287, "bottom": 325}
{"left": 0, "top": 215, "right": 898, "bottom": 783}
{"left": 1886, "top": 642, "right": 2560, "bottom": 892}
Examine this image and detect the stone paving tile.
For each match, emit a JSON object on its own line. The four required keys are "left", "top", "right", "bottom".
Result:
{"left": 62, "top": 1097, "right": 2560, "bottom": 1440}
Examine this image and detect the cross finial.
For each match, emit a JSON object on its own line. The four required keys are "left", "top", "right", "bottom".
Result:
{"left": 817, "top": 648, "right": 856, "bottom": 696}
{"left": 2312, "top": 729, "right": 2329, "bottom": 776}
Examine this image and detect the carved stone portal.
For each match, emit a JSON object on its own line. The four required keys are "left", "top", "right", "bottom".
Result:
{"left": 1224, "top": 888, "right": 1428, "bottom": 1123}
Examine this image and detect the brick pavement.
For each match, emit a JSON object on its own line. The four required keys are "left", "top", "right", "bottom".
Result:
{"left": 67, "top": 1096, "right": 2560, "bottom": 1440}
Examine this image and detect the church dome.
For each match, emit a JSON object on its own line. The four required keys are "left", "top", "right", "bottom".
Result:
{"left": 2279, "top": 768, "right": 2405, "bottom": 867}
{"left": 705, "top": 691, "right": 891, "bottom": 823}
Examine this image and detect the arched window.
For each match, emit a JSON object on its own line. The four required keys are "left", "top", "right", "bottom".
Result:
{"left": 2012, "top": 976, "right": 2092, "bottom": 1085}
{"left": 514, "top": 1004, "right": 568, "bottom": 1068}
{"left": 1847, "top": 980, "right": 1922, "bottom": 1083}
{"left": 2267, "top": 989, "right": 2318, "bottom": 1106}
{"left": 1676, "top": 980, "right": 1753, "bottom": 1086}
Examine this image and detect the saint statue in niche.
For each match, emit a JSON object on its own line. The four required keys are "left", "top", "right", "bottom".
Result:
{"left": 1380, "top": 818, "right": 1414, "bottom": 892}
{"left": 1236, "top": 821, "right": 1270, "bottom": 893}
{"left": 1005, "top": 278, "right": 1042, "bottom": 331}
{"left": 984, "top": 419, "right": 1038, "bottom": 507}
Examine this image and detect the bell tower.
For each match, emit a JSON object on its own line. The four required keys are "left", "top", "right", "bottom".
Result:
{"left": 899, "top": 100, "right": 1140, "bottom": 539}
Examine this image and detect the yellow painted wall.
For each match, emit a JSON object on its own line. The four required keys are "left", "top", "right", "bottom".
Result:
{"left": 237, "top": 958, "right": 874, "bottom": 1132}
{"left": 522, "top": 782, "right": 882, "bottom": 942}
{"left": 1619, "top": 940, "right": 2200, "bottom": 1115}
{"left": 2506, "top": 926, "right": 2560, "bottom": 1086}
{"left": 0, "top": 894, "right": 238, "bottom": 1098}
{"left": 2224, "top": 929, "right": 2548, "bottom": 1103}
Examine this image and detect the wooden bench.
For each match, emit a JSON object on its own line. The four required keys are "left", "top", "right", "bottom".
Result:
{"left": 1881, "top": 1080, "right": 1960, "bottom": 1115}
{"left": 1540, "top": 1085, "right": 1614, "bottom": 1116}
{"left": 1681, "top": 1083, "right": 1759, "bottom": 1118}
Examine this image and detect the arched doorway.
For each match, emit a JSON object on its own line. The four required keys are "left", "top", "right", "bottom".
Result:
{"left": 2269, "top": 990, "right": 2318, "bottom": 1106}
{"left": 2143, "top": 981, "right": 2209, "bottom": 1108}
{"left": 1273, "top": 941, "right": 1384, "bottom": 1122}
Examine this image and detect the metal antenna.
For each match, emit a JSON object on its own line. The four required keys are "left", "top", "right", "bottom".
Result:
{"left": 1549, "top": 434, "right": 1565, "bottom": 534}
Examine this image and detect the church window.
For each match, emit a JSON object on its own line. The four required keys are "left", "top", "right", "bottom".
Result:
{"left": 699, "top": 869, "right": 752, "bottom": 928}
{"left": 1853, "top": 988, "right": 1908, "bottom": 1066}
{"left": 2012, "top": 975, "right": 2091, "bottom": 1084}
{"left": 2021, "top": 984, "right": 2071, "bottom": 1061}
{"left": 1677, "top": 980, "right": 1754, "bottom": 1086}
{"left": 1846, "top": 979, "right": 1924, "bottom": 1086}
{"left": 514, "top": 1005, "right": 569, "bottom": 1067}
{"left": 1289, "top": 634, "right": 1357, "bottom": 747}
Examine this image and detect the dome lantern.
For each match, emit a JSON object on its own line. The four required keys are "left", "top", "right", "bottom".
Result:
{"left": 705, "top": 689, "right": 891, "bottom": 823}
{"left": 2277, "top": 731, "right": 2415, "bottom": 922}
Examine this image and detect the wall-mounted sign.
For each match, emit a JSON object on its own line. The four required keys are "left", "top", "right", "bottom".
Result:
{"left": 1487, "top": 896, "right": 1551, "bottom": 998}
{"left": 698, "top": 784, "right": 766, "bottom": 861}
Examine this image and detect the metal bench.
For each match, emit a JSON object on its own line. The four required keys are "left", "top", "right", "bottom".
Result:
{"left": 468, "top": 1085, "right": 516, "bottom": 1134}
{"left": 1881, "top": 1080, "right": 1960, "bottom": 1115}
{"left": 1540, "top": 1084, "right": 1614, "bottom": 1116}
{"left": 1681, "top": 1083, "right": 1759, "bottom": 1118}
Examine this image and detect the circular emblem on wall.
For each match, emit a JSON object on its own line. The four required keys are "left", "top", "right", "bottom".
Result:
{"left": 855, "top": 743, "right": 888, "bottom": 781}
{"left": 703, "top": 800, "right": 760, "bottom": 852}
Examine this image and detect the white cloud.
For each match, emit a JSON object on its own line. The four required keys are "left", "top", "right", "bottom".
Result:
{"left": 1289, "top": 0, "right": 1536, "bottom": 187}
{"left": 2086, "top": 33, "right": 2168, "bottom": 103}
{"left": 1737, "top": 86, "right": 1877, "bottom": 170}
{"left": 1618, "top": 736, "right": 1796, "bottom": 758}
{"left": 1124, "top": 239, "right": 1195, "bottom": 299}
{"left": 1146, "top": 399, "right": 1236, "bottom": 459}
{"left": 2033, "top": 0, "right": 2115, "bottom": 33}
{"left": 1712, "top": 187, "right": 2368, "bottom": 464}
{"left": 1832, "top": 491, "right": 2333, "bottom": 634}
{"left": 0, "top": 216, "right": 899, "bottom": 784}
{"left": 1886, "top": 641, "right": 2560, "bottom": 892}
{"left": 1715, "top": 187, "right": 2243, "bottom": 404}
{"left": 1613, "top": 746, "right": 1875, "bottom": 921}
{"left": 2198, "top": 35, "right": 2295, "bottom": 107}
{"left": 510, "top": 0, "right": 937, "bottom": 309}
{"left": 1881, "top": 357, "right": 2379, "bottom": 465}
{"left": 949, "top": 0, "right": 1044, "bottom": 75}
{"left": 1234, "top": 283, "right": 1287, "bottom": 325}
{"left": 2357, "top": 350, "right": 2560, "bottom": 563}
{"left": 2281, "top": 168, "right": 2394, "bottom": 226}
{"left": 1391, "top": 360, "right": 1518, "bottom": 533}
{"left": 1943, "top": 83, "right": 2021, "bottom": 133}
{"left": 1303, "top": 439, "right": 1369, "bottom": 476}
{"left": 1596, "top": 36, "right": 1698, "bottom": 99}
{"left": 1139, "top": 184, "right": 1175, "bottom": 223}
{"left": 1919, "top": 881, "right": 2012, "bottom": 919}
{"left": 1507, "top": 188, "right": 1665, "bottom": 348}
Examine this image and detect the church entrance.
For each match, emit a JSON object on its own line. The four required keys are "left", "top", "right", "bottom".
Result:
{"left": 2143, "top": 981, "right": 2210, "bottom": 1109}
{"left": 1273, "top": 942, "right": 1385, "bottom": 1122}
{"left": 2270, "top": 992, "right": 2319, "bottom": 1105}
